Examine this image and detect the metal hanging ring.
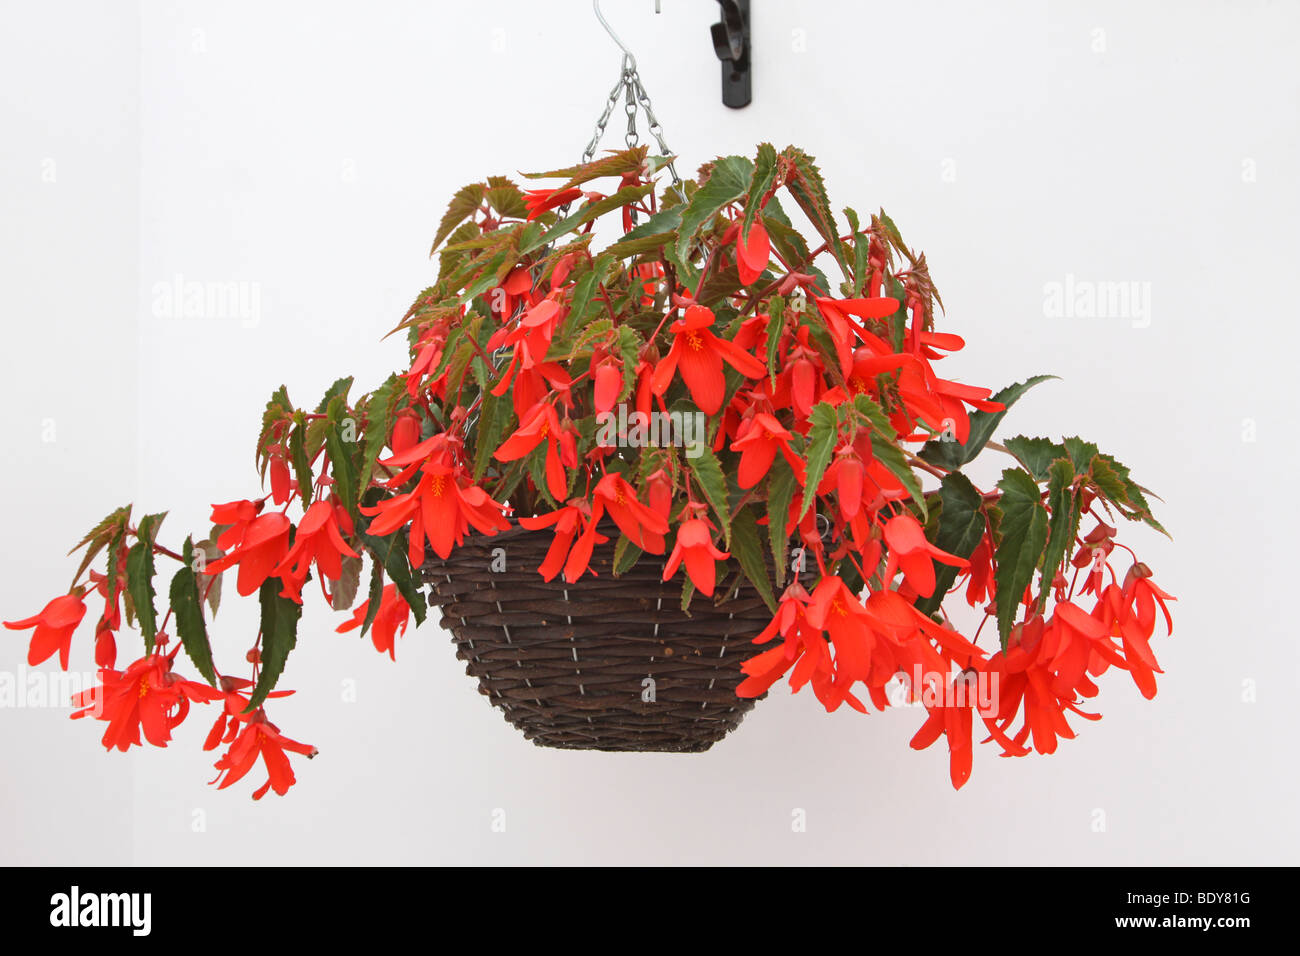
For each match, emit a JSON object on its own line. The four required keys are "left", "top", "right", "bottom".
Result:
{"left": 593, "top": 0, "right": 637, "bottom": 72}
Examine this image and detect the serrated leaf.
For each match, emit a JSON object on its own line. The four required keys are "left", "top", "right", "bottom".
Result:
{"left": 763, "top": 206, "right": 812, "bottom": 273}
{"left": 332, "top": 552, "right": 363, "bottom": 611}
{"left": 730, "top": 507, "right": 776, "bottom": 613}
{"left": 68, "top": 504, "right": 131, "bottom": 586}
{"left": 485, "top": 176, "right": 527, "bottom": 218}
{"left": 358, "top": 375, "right": 401, "bottom": 496}
{"left": 765, "top": 296, "right": 785, "bottom": 387}
{"left": 196, "top": 536, "right": 222, "bottom": 618}
{"left": 558, "top": 254, "right": 613, "bottom": 340}
{"left": 289, "top": 413, "right": 313, "bottom": 507}
{"left": 1090, "top": 452, "right": 1168, "bottom": 536}
{"left": 314, "top": 376, "right": 354, "bottom": 414}
{"left": 914, "top": 473, "right": 987, "bottom": 616}
{"left": 741, "top": 143, "right": 778, "bottom": 240}
{"left": 169, "top": 537, "right": 216, "bottom": 685}
{"left": 358, "top": 509, "right": 428, "bottom": 627}
{"left": 919, "top": 374, "right": 1059, "bottom": 470}
{"left": 675, "top": 155, "right": 754, "bottom": 261}
{"left": 799, "top": 402, "right": 840, "bottom": 521}
{"left": 1088, "top": 453, "right": 1128, "bottom": 503}
{"left": 1038, "top": 458, "right": 1080, "bottom": 611}
{"left": 852, "top": 392, "right": 894, "bottom": 434}
{"left": 245, "top": 577, "right": 302, "bottom": 712}
{"left": 523, "top": 145, "right": 649, "bottom": 191}
{"left": 1062, "top": 436, "right": 1101, "bottom": 473}
{"left": 430, "top": 182, "right": 486, "bottom": 256}
{"left": 680, "top": 573, "right": 696, "bottom": 613}
{"left": 613, "top": 534, "right": 642, "bottom": 576}
{"left": 780, "top": 145, "right": 847, "bottom": 278}
{"left": 871, "top": 437, "right": 927, "bottom": 520}
{"left": 604, "top": 207, "right": 682, "bottom": 259}
{"left": 1003, "top": 435, "right": 1068, "bottom": 481}
{"left": 992, "top": 469, "right": 1049, "bottom": 650}
{"left": 325, "top": 398, "right": 360, "bottom": 512}
{"left": 766, "top": 458, "right": 797, "bottom": 588}
{"left": 360, "top": 556, "right": 384, "bottom": 636}
{"left": 126, "top": 512, "right": 166, "bottom": 654}
{"left": 687, "top": 445, "right": 731, "bottom": 546}
{"left": 528, "top": 184, "right": 655, "bottom": 253}
{"left": 256, "top": 385, "right": 292, "bottom": 476}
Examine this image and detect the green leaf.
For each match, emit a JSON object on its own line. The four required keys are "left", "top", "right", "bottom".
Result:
{"left": 687, "top": 445, "right": 732, "bottom": 545}
{"left": 559, "top": 254, "right": 614, "bottom": 340}
{"left": 1038, "top": 458, "right": 1080, "bottom": 611}
{"left": 358, "top": 511, "right": 428, "bottom": 627}
{"left": 325, "top": 396, "right": 360, "bottom": 512}
{"left": 314, "top": 376, "right": 354, "bottom": 414}
{"left": 528, "top": 184, "right": 655, "bottom": 253}
{"left": 1062, "top": 436, "right": 1100, "bottom": 473}
{"left": 914, "top": 473, "right": 987, "bottom": 616}
{"left": 245, "top": 577, "right": 303, "bottom": 712}
{"left": 604, "top": 207, "right": 682, "bottom": 259}
{"left": 675, "top": 155, "right": 754, "bottom": 261}
{"left": 992, "top": 469, "right": 1049, "bottom": 650}
{"left": 289, "top": 412, "right": 313, "bottom": 507}
{"left": 919, "top": 374, "right": 1059, "bottom": 470}
{"left": 68, "top": 504, "right": 131, "bottom": 587}
{"left": 766, "top": 458, "right": 797, "bottom": 588}
{"left": 126, "top": 512, "right": 166, "bottom": 654}
{"left": 484, "top": 175, "right": 527, "bottom": 218}
{"left": 360, "top": 557, "right": 384, "bottom": 637}
{"left": 871, "top": 437, "right": 928, "bottom": 520}
{"left": 1088, "top": 453, "right": 1128, "bottom": 503}
{"left": 799, "top": 402, "right": 840, "bottom": 521}
{"left": 256, "top": 384, "right": 293, "bottom": 475}
{"left": 765, "top": 295, "right": 785, "bottom": 387}
{"left": 613, "top": 534, "right": 642, "bottom": 576}
{"left": 852, "top": 392, "right": 895, "bottom": 435}
{"left": 780, "top": 145, "right": 847, "bottom": 278}
{"left": 473, "top": 388, "right": 514, "bottom": 481}
{"left": 741, "top": 143, "right": 778, "bottom": 240}
{"left": 763, "top": 204, "right": 812, "bottom": 272}
{"left": 1003, "top": 435, "right": 1068, "bottom": 481}
{"left": 1090, "top": 452, "right": 1168, "bottom": 536}
{"left": 730, "top": 507, "right": 776, "bottom": 613}
{"left": 523, "top": 145, "right": 649, "bottom": 190}
{"left": 358, "top": 374, "right": 401, "bottom": 497}
{"left": 430, "top": 182, "right": 486, "bottom": 256}
{"left": 169, "top": 538, "right": 216, "bottom": 685}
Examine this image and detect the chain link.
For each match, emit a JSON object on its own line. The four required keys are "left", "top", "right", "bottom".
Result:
{"left": 558, "top": 54, "right": 685, "bottom": 219}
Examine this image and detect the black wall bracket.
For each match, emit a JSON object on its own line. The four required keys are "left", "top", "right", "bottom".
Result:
{"left": 711, "top": 0, "right": 751, "bottom": 108}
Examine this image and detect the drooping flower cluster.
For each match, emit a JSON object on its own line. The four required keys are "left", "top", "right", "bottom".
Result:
{"left": 7, "top": 143, "right": 1173, "bottom": 795}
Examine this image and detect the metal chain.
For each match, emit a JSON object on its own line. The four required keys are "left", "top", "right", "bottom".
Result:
{"left": 580, "top": 58, "right": 631, "bottom": 167}
{"left": 558, "top": 54, "right": 685, "bottom": 219}
{"left": 629, "top": 71, "right": 685, "bottom": 203}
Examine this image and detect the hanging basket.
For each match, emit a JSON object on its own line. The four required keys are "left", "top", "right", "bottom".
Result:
{"left": 420, "top": 524, "right": 774, "bottom": 752}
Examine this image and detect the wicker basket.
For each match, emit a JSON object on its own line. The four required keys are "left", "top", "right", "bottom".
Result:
{"left": 420, "top": 523, "right": 774, "bottom": 752}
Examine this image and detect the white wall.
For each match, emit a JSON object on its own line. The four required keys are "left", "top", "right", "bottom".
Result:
{"left": 1, "top": 0, "right": 1296, "bottom": 865}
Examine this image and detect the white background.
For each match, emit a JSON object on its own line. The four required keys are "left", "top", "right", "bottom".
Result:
{"left": 1, "top": 0, "right": 1296, "bottom": 865}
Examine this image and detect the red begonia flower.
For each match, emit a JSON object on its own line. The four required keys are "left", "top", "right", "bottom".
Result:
{"left": 651, "top": 304, "right": 766, "bottom": 415}
{"left": 4, "top": 593, "right": 86, "bottom": 670}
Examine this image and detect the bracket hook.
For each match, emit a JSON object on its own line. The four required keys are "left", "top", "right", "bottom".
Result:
{"left": 711, "top": 0, "right": 751, "bottom": 108}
